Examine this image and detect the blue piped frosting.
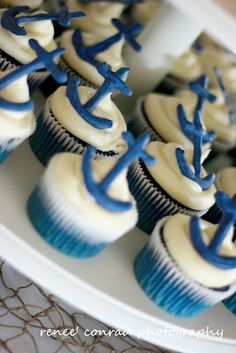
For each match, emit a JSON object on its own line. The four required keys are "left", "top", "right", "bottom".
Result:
{"left": 66, "top": 62, "right": 131, "bottom": 129}
{"left": 1, "top": 6, "right": 85, "bottom": 36}
{"left": 82, "top": 132, "right": 155, "bottom": 212}
{"left": 214, "top": 67, "right": 236, "bottom": 124}
{"left": 176, "top": 75, "right": 216, "bottom": 190}
{"left": 72, "top": 18, "right": 143, "bottom": 66}
{"left": 0, "top": 39, "right": 67, "bottom": 111}
{"left": 190, "top": 192, "right": 236, "bottom": 269}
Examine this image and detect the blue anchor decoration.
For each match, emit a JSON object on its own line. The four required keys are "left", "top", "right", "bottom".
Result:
{"left": 190, "top": 192, "right": 236, "bottom": 269}
{"left": 214, "top": 67, "right": 236, "bottom": 124}
{"left": 66, "top": 62, "right": 131, "bottom": 129}
{"left": 0, "top": 39, "right": 67, "bottom": 112}
{"left": 189, "top": 75, "right": 216, "bottom": 114}
{"left": 72, "top": 18, "right": 143, "bottom": 67}
{"left": 1, "top": 6, "right": 85, "bottom": 36}
{"left": 176, "top": 109, "right": 216, "bottom": 190}
{"left": 82, "top": 132, "right": 155, "bottom": 212}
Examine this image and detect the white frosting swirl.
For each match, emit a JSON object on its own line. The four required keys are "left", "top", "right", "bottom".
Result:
{"left": 2, "top": 0, "right": 43, "bottom": 9}
{"left": 59, "top": 30, "right": 125, "bottom": 87}
{"left": 50, "top": 85, "right": 127, "bottom": 153}
{"left": 66, "top": 0, "right": 124, "bottom": 37}
{"left": 177, "top": 88, "right": 236, "bottom": 147}
{"left": 170, "top": 49, "right": 202, "bottom": 81}
{"left": 199, "top": 47, "right": 236, "bottom": 93}
{"left": 160, "top": 214, "right": 236, "bottom": 288}
{"left": 145, "top": 142, "right": 216, "bottom": 210}
{"left": 0, "top": 9, "right": 57, "bottom": 64}
{"left": 43, "top": 152, "right": 138, "bottom": 243}
{"left": 217, "top": 167, "right": 236, "bottom": 197}
{"left": 144, "top": 93, "right": 197, "bottom": 149}
{"left": 0, "top": 70, "right": 35, "bottom": 141}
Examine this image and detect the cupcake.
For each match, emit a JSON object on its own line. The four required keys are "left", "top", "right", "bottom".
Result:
{"left": 58, "top": 18, "right": 143, "bottom": 88}
{"left": 0, "top": 6, "right": 71, "bottom": 91}
{"left": 128, "top": 99, "right": 217, "bottom": 234}
{"left": 130, "top": 75, "right": 216, "bottom": 150}
{"left": 0, "top": 69, "right": 35, "bottom": 162}
{"left": 128, "top": 140, "right": 216, "bottom": 234}
{"left": 156, "top": 48, "right": 202, "bottom": 94}
{"left": 135, "top": 192, "right": 236, "bottom": 318}
{"left": 27, "top": 132, "right": 154, "bottom": 258}
{"left": 0, "top": 37, "right": 67, "bottom": 162}
{"left": 30, "top": 62, "right": 132, "bottom": 166}
{"left": 178, "top": 68, "right": 236, "bottom": 152}
{"left": 0, "top": 0, "right": 43, "bottom": 9}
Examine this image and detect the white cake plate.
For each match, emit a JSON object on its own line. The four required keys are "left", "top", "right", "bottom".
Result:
{"left": 0, "top": 93, "right": 235, "bottom": 352}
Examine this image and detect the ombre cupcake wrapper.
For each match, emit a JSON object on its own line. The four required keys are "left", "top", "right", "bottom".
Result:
{"left": 27, "top": 182, "right": 108, "bottom": 258}
{"left": 29, "top": 100, "right": 120, "bottom": 166}
{"left": 129, "top": 97, "right": 164, "bottom": 142}
{"left": 0, "top": 51, "right": 49, "bottom": 92}
{"left": 0, "top": 136, "right": 29, "bottom": 163}
{"left": 58, "top": 57, "right": 99, "bottom": 90}
{"left": 128, "top": 160, "right": 206, "bottom": 234}
{"left": 223, "top": 293, "right": 236, "bottom": 316}
{"left": 134, "top": 218, "right": 236, "bottom": 318}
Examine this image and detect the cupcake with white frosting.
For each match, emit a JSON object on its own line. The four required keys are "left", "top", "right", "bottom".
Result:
{"left": 0, "top": 6, "right": 65, "bottom": 90}
{"left": 177, "top": 69, "right": 236, "bottom": 152}
{"left": 130, "top": 75, "right": 216, "bottom": 150}
{"left": 58, "top": 18, "right": 142, "bottom": 88}
{"left": 156, "top": 49, "right": 202, "bottom": 94}
{"left": 128, "top": 140, "right": 216, "bottom": 234}
{"left": 27, "top": 132, "right": 154, "bottom": 258}
{"left": 30, "top": 63, "right": 131, "bottom": 166}
{"left": 135, "top": 196, "right": 236, "bottom": 318}
{"left": 0, "top": 69, "right": 35, "bottom": 162}
{"left": 0, "top": 0, "right": 43, "bottom": 9}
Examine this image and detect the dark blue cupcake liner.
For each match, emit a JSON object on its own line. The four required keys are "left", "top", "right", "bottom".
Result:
{"left": 29, "top": 100, "right": 119, "bottom": 166}
{"left": 134, "top": 218, "right": 236, "bottom": 318}
{"left": 128, "top": 160, "right": 205, "bottom": 234}
{"left": 27, "top": 182, "right": 108, "bottom": 258}
{"left": 0, "top": 50, "right": 49, "bottom": 93}
{"left": 223, "top": 293, "right": 236, "bottom": 316}
{"left": 128, "top": 97, "right": 164, "bottom": 142}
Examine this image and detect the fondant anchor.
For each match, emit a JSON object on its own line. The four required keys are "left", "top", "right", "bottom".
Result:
{"left": 82, "top": 132, "right": 155, "bottom": 212}
{"left": 72, "top": 18, "right": 143, "bottom": 66}
{"left": 1, "top": 6, "right": 85, "bottom": 36}
{"left": 0, "top": 39, "right": 67, "bottom": 111}
{"left": 66, "top": 62, "right": 131, "bottom": 129}
{"left": 214, "top": 67, "right": 236, "bottom": 124}
{"left": 191, "top": 192, "right": 236, "bottom": 269}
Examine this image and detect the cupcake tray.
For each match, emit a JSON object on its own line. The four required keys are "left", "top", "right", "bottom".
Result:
{"left": 0, "top": 91, "right": 235, "bottom": 353}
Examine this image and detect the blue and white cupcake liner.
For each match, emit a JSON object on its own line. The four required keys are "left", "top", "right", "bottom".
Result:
{"left": 29, "top": 100, "right": 120, "bottom": 166}
{"left": 134, "top": 218, "right": 236, "bottom": 318}
{"left": 128, "top": 97, "right": 164, "bottom": 142}
{"left": 128, "top": 160, "right": 205, "bottom": 234}
{"left": 0, "top": 136, "right": 30, "bottom": 163}
{"left": 223, "top": 293, "right": 236, "bottom": 316}
{"left": 27, "top": 177, "right": 109, "bottom": 258}
{"left": 0, "top": 50, "right": 50, "bottom": 93}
